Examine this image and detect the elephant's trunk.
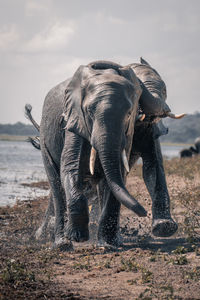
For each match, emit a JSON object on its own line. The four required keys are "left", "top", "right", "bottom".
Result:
{"left": 93, "top": 132, "right": 147, "bottom": 217}
{"left": 140, "top": 85, "right": 170, "bottom": 116}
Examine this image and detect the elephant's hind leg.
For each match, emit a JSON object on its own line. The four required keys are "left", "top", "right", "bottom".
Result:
{"left": 41, "top": 143, "right": 72, "bottom": 250}
{"left": 61, "top": 131, "right": 89, "bottom": 243}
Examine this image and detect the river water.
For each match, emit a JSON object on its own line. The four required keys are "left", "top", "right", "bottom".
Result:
{"left": 0, "top": 141, "right": 47, "bottom": 206}
{"left": 0, "top": 140, "right": 185, "bottom": 207}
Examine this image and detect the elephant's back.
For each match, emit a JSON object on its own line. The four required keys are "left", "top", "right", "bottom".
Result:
{"left": 40, "top": 78, "right": 71, "bottom": 167}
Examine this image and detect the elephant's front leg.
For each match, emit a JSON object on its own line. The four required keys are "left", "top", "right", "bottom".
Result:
{"left": 142, "top": 139, "right": 178, "bottom": 237}
{"left": 61, "top": 131, "right": 89, "bottom": 242}
{"left": 97, "top": 179, "right": 121, "bottom": 246}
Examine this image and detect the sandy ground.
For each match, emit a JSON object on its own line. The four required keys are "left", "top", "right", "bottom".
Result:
{"left": 0, "top": 156, "right": 200, "bottom": 299}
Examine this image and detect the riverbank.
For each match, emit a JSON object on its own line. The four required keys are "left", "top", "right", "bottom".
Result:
{"left": 0, "top": 138, "right": 192, "bottom": 207}
{"left": 0, "top": 156, "right": 200, "bottom": 299}
{"left": 0, "top": 135, "right": 31, "bottom": 142}
{"left": 0, "top": 134, "right": 193, "bottom": 146}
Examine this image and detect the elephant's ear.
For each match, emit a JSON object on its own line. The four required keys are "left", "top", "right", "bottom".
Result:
{"left": 63, "top": 65, "right": 91, "bottom": 140}
{"left": 140, "top": 57, "right": 151, "bottom": 66}
{"left": 152, "top": 120, "right": 168, "bottom": 139}
{"left": 118, "top": 66, "right": 142, "bottom": 101}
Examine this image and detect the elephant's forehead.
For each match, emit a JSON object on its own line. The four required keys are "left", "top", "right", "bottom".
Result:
{"left": 92, "top": 68, "right": 118, "bottom": 76}
{"left": 87, "top": 73, "right": 131, "bottom": 92}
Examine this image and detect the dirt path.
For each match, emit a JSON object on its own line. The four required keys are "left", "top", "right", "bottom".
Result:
{"left": 0, "top": 157, "right": 200, "bottom": 299}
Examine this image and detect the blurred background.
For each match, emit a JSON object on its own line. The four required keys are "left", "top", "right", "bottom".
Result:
{"left": 0, "top": 0, "right": 200, "bottom": 206}
{"left": 0, "top": 0, "right": 200, "bottom": 124}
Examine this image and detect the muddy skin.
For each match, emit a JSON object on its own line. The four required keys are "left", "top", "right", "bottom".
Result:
{"left": 27, "top": 59, "right": 181, "bottom": 249}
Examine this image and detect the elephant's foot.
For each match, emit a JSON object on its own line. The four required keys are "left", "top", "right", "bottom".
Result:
{"left": 98, "top": 221, "right": 122, "bottom": 247}
{"left": 97, "top": 239, "right": 121, "bottom": 250}
{"left": 65, "top": 214, "right": 89, "bottom": 242}
{"left": 152, "top": 218, "right": 178, "bottom": 237}
{"left": 97, "top": 234, "right": 123, "bottom": 248}
{"left": 52, "top": 236, "right": 73, "bottom": 251}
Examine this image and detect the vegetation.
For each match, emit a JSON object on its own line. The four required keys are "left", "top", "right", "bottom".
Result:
{"left": 0, "top": 122, "right": 38, "bottom": 136}
{"left": 1, "top": 112, "right": 200, "bottom": 144}
{"left": 0, "top": 135, "right": 29, "bottom": 141}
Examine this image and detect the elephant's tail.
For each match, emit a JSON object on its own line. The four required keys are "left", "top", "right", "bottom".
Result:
{"left": 25, "top": 103, "right": 41, "bottom": 150}
{"left": 27, "top": 136, "right": 41, "bottom": 150}
{"left": 25, "top": 104, "right": 40, "bottom": 132}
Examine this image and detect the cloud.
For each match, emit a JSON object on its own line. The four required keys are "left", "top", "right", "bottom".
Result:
{"left": 1, "top": 0, "right": 200, "bottom": 124}
{"left": 0, "top": 24, "right": 19, "bottom": 51}
{"left": 108, "top": 16, "right": 127, "bottom": 25}
{"left": 25, "top": 0, "right": 51, "bottom": 16}
{"left": 24, "top": 21, "right": 75, "bottom": 52}
{"left": 161, "top": 12, "right": 200, "bottom": 34}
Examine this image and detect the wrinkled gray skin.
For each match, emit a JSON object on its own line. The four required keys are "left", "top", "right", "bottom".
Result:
{"left": 180, "top": 137, "right": 200, "bottom": 158}
{"left": 30, "top": 58, "right": 177, "bottom": 249}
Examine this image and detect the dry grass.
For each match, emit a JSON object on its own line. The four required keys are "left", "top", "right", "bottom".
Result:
{"left": 0, "top": 156, "right": 200, "bottom": 299}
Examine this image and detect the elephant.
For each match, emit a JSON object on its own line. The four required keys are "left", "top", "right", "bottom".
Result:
{"left": 180, "top": 147, "right": 197, "bottom": 158}
{"left": 26, "top": 58, "right": 185, "bottom": 249}
{"left": 180, "top": 137, "right": 200, "bottom": 158}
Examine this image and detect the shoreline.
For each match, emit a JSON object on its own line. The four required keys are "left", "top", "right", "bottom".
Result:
{"left": 0, "top": 134, "right": 193, "bottom": 146}
{"left": 0, "top": 134, "right": 31, "bottom": 142}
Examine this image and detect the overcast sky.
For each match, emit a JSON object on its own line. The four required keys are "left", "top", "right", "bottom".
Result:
{"left": 0, "top": 0, "right": 200, "bottom": 124}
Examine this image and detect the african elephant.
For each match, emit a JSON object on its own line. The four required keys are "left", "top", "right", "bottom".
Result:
{"left": 27, "top": 58, "right": 184, "bottom": 249}
{"left": 180, "top": 137, "right": 200, "bottom": 158}
{"left": 180, "top": 148, "right": 195, "bottom": 158}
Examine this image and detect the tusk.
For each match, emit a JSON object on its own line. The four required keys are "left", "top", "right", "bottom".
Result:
{"left": 166, "top": 112, "right": 186, "bottom": 119}
{"left": 136, "top": 113, "right": 145, "bottom": 121}
{"left": 122, "top": 149, "right": 130, "bottom": 173}
{"left": 89, "top": 205, "right": 92, "bottom": 213}
{"left": 138, "top": 113, "right": 145, "bottom": 121}
{"left": 89, "top": 147, "right": 96, "bottom": 175}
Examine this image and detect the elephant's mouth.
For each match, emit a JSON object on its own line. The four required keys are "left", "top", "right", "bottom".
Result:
{"left": 88, "top": 144, "right": 146, "bottom": 217}
{"left": 89, "top": 147, "right": 130, "bottom": 175}
{"left": 136, "top": 106, "right": 186, "bottom": 124}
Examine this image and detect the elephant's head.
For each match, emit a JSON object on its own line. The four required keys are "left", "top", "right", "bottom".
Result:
{"left": 63, "top": 61, "right": 147, "bottom": 217}
{"left": 129, "top": 57, "right": 185, "bottom": 121}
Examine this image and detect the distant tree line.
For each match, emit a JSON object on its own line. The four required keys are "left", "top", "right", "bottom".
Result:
{"left": 0, "top": 122, "right": 38, "bottom": 136}
{"left": 0, "top": 112, "right": 200, "bottom": 143}
{"left": 161, "top": 112, "right": 200, "bottom": 143}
